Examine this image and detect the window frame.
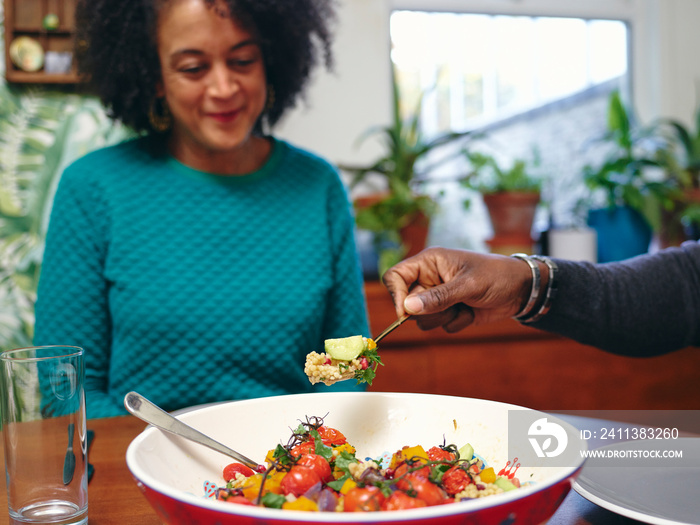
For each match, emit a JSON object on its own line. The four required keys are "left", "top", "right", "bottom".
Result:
{"left": 389, "top": 0, "right": 667, "bottom": 124}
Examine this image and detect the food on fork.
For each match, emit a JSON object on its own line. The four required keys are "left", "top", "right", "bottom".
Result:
{"left": 304, "top": 335, "right": 382, "bottom": 386}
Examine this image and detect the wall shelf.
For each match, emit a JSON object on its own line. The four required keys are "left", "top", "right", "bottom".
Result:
{"left": 3, "top": 0, "right": 80, "bottom": 84}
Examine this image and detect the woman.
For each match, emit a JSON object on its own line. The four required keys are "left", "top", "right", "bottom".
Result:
{"left": 34, "top": 0, "right": 369, "bottom": 418}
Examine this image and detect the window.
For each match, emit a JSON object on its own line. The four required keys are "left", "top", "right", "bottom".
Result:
{"left": 390, "top": 11, "right": 628, "bottom": 133}
{"left": 389, "top": 9, "right": 631, "bottom": 249}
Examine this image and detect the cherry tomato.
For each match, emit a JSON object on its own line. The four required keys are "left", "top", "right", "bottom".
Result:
{"left": 297, "top": 453, "right": 333, "bottom": 482}
{"left": 343, "top": 486, "right": 386, "bottom": 512}
{"left": 290, "top": 441, "right": 315, "bottom": 457}
{"left": 441, "top": 465, "right": 473, "bottom": 496}
{"left": 223, "top": 462, "right": 255, "bottom": 482}
{"left": 317, "top": 426, "right": 347, "bottom": 446}
{"left": 396, "top": 473, "right": 448, "bottom": 506}
{"left": 381, "top": 491, "right": 427, "bottom": 511}
{"left": 393, "top": 460, "right": 430, "bottom": 480}
{"left": 427, "top": 446, "right": 456, "bottom": 463}
{"left": 222, "top": 495, "right": 255, "bottom": 505}
{"left": 280, "top": 465, "right": 322, "bottom": 497}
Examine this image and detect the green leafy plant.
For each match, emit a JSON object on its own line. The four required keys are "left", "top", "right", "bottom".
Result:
{"left": 653, "top": 105, "right": 700, "bottom": 239}
{"left": 0, "top": 82, "right": 128, "bottom": 423}
{"left": 0, "top": 87, "right": 76, "bottom": 352}
{"left": 460, "top": 151, "right": 542, "bottom": 196}
{"left": 683, "top": 202, "right": 700, "bottom": 231}
{"left": 656, "top": 105, "right": 700, "bottom": 189}
{"left": 0, "top": 85, "right": 129, "bottom": 353}
{"left": 582, "top": 90, "right": 669, "bottom": 230}
{"left": 340, "top": 73, "right": 474, "bottom": 273}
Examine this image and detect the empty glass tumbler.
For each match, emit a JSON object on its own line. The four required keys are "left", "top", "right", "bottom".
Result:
{"left": 1, "top": 346, "right": 88, "bottom": 525}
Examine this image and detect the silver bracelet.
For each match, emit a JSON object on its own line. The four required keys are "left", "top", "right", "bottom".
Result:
{"left": 519, "top": 255, "right": 558, "bottom": 323}
{"left": 510, "top": 253, "right": 541, "bottom": 319}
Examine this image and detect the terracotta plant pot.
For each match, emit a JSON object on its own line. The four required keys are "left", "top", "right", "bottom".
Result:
{"left": 483, "top": 191, "right": 540, "bottom": 236}
{"left": 353, "top": 193, "right": 432, "bottom": 277}
{"left": 399, "top": 210, "right": 430, "bottom": 258}
{"left": 354, "top": 192, "right": 431, "bottom": 256}
{"left": 659, "top": 188, "right": 700, "bottom": 247}
{"left": 482, "top": 191, "right": 540, "bottom": 254}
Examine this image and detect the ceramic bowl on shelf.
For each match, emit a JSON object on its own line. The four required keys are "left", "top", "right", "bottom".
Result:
{"left": 126, "top": 392, "right": 585, "bottom": 525}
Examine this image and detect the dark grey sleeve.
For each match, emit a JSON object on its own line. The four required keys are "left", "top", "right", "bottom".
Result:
{"left": 530, "top": 241, "right": 700, "bottom": 356}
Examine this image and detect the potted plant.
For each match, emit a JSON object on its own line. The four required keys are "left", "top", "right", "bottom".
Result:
{"left": 340, "top": 73, "right": 474, "bottom": 276}
{"left": 582, "top": 90, "right": 667, "bottom": 262}
{"left": 682, "top": 202, "right": 700, "bottom": 239}
{"left": 460, "top": 150, "right": 543, "bottom": 255}
{"left": 653, "top": 105, "right": 700, "bottom": 245}
{"left": 0, "top": 84, "right": 129, "bottom": 354}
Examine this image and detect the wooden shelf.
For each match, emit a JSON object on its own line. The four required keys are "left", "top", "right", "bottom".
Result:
{"left": 3, "top": 0, "right": 80, "bottom": 84}
{"left": 363, "top": 280, "right": 700, "bottom": 411}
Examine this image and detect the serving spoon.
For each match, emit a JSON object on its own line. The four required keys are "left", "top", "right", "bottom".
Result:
{"left": 124, "top": 391, "right": 260, "bottom": 470}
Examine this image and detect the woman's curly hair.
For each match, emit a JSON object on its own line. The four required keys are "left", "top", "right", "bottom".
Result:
{"left": 74, "top": 0, "right": 337, "bottom": 134}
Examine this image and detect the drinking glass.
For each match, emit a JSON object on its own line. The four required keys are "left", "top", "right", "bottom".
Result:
{"left": 1, "top": 346, "right": 88, "bottom": 525}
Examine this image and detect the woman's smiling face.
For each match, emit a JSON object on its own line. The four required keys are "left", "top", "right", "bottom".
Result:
{"left": 156, "top": 0, "right": 268, "bottom": 165}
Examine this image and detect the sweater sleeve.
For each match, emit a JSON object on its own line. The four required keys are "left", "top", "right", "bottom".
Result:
{"left": 33, "top": 161, "right": 119, "bottom": 418}
{"left": 530, "top": 241, "right": 700, "bottom": 356}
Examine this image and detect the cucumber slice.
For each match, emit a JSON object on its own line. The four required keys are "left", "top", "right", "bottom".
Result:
{"left": 494, "top": 476, "right": 518, "bottom": 491}
{"left": 458, "top": 443, "right": 474, "bottom": 461}
{"left": 324, "top": 335, "right": 366, "bottom": 361}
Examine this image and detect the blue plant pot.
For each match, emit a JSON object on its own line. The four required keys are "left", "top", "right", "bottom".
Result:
{"left": 587, "top": 206, "right": 652, "bottom": 263}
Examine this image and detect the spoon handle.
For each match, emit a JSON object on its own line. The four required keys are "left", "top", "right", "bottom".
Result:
{"left": 373, "top": 314, "right": 410, "bottom": 344}
{"left": 124, "top": 391, "right": 259, "bottom": 469}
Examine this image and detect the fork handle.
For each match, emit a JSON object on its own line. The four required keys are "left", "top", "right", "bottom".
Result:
{"left": 373, "top": 314, "right": 411, "bottom": 344}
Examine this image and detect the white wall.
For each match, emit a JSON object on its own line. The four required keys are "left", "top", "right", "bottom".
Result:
{"left": 275, "top": 0, "right": 700, "bottom": 180}
{"left": 644, "top": 0, "right": 700, "bottom": 123}
{"left": 275, "top": 0, "right": 392, "bottom": 173}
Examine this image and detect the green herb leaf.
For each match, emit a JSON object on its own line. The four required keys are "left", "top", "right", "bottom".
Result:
{"left": 326, "top": 474, "right": 350, "bottom": 491}
{"left": 334, "top": 450, "right": 359, "bottom": 474}
{"left": 272, "top": 444, "right": 293, "bottom": 466}
{"left": 353, "top": 345, "right": 383, "bottom": 386}
{"left": 261, "top": 492, "right": 286, "bottom": 509}
{"left": 309, "top": 429, "right": 334, "bottom": 460}
{"left": 354, "top": 366, "right": 377, "bottom": 385}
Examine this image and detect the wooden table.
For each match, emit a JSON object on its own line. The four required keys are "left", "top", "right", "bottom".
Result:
{"left": 1, "top": 416, "right": 159, "bottom": 525}
{"left": 0, "top": 414, "right": 657, "bottom": 524}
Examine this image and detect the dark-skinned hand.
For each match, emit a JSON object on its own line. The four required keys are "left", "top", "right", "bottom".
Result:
{"left": 381, "top": 247, "right": 535, "bottom": 333}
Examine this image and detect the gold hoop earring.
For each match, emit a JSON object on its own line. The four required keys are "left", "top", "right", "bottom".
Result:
{"left": 265, "top": 84, "right": 275, "bottom": 113}
{"left": 149, "top": 97, "right": 172, "bottom": 132}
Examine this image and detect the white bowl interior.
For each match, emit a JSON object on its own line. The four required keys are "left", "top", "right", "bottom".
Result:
{"left": 127, "top": 392, "right": 584, "bottom": 521}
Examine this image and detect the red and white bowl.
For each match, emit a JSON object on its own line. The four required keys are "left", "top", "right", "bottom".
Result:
{"left": 126, "top": 392, "right": 585, "bottom": 524}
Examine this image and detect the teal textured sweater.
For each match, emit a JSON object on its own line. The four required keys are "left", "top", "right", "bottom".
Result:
{"left": 34, "top": 137, "right": 370, "bottom": 418}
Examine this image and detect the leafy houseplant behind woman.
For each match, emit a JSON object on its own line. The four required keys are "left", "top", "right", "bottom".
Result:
{"left": 654, "top": 104, "right": 700, "bottom": 245}
{"left": 460, "top": 150, "right": 542, "bottom": 255}
{"left": 583, "top": 90, "right": 666, "bottom": 262}
{"left": 339, "top": 75, "right": 473, "bottom": 277}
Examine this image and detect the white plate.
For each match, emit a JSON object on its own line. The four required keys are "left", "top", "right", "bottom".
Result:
{"left": 573, "top": 438, "right": 700, "bottom": 525}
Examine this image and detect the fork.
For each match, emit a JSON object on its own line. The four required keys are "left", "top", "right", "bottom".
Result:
{"left": 373, "top": 313, "right": 411, "bottom": 344}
